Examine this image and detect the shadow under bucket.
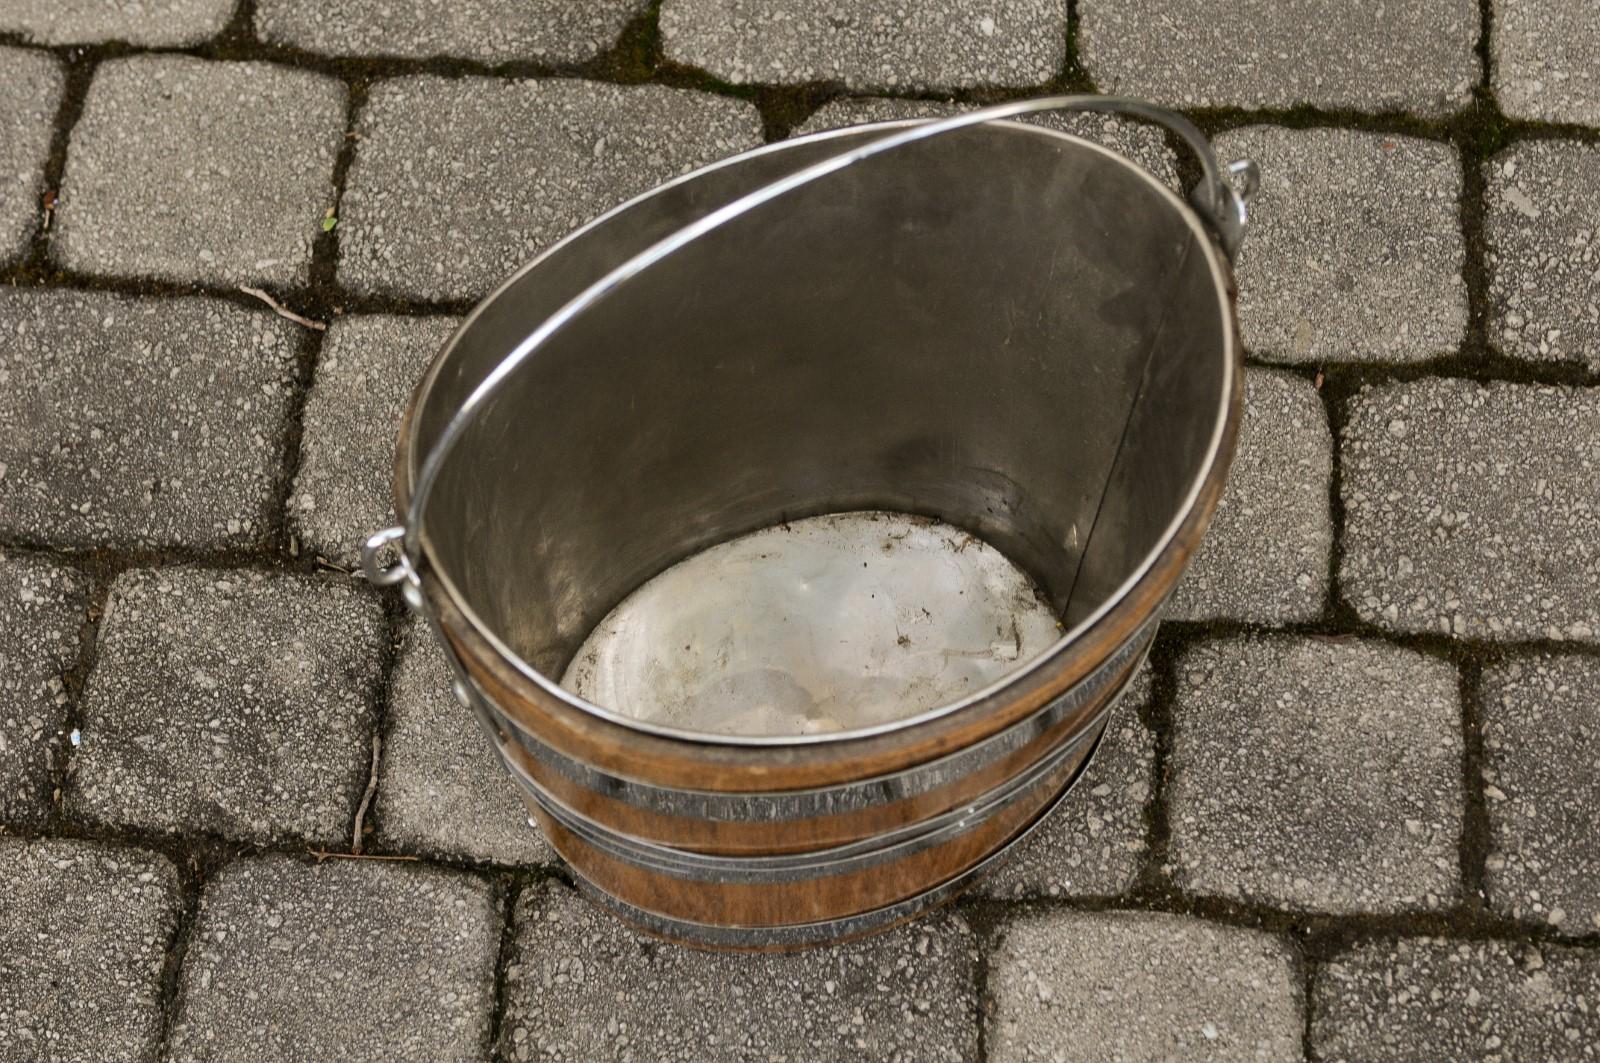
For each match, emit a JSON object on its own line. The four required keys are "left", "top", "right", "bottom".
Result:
{"left": 365, "top": 96, "right": 1252, "bottom": 949}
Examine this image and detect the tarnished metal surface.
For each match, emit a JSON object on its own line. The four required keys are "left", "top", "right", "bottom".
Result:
{"left": 370, "top": 96, "right": 1249, "bottom": 747}
{"left": 562, "top": 512, "right": 1063, "bottom": 737}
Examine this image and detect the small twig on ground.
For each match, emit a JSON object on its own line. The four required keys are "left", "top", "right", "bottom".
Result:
{"left": 350, "top": 733, "right": 381, "bottom": 853}
{"left": 238, "top": 285, "right": 326, "bottom": 331}
{"left": 307, "top": 850, "right": 419, "bottom": 863}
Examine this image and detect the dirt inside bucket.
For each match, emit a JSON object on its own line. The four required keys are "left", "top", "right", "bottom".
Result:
{"left": 560, "top": 511, "right": 1063, "bottom": 738}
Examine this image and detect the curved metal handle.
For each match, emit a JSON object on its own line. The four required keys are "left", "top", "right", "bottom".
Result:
{"left": 365, "top": 95, "right": 1259, "bottom": 597}
{"left": 978, "top": 96, "right": 1259, "bottom": 261}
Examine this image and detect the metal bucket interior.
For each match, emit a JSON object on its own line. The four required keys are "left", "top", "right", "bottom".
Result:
{"left": 403, "top": 117, "right": 1237, "bottom": 745}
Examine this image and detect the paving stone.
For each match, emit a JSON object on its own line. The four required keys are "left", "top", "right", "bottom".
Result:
{"left": 1493, "top": 0, "right": 1600, "bottom": 125}
{"left": 1078, "top": 0, "right": 1478, "bottom": 113}
{"left": 375, "top": 620, "right": 553, "bottom": 865}
{"left": 501, "top": 878, "right": 979, "bottom": 1061}
{"left": 0, "top": 838, "right": 180, "bottom": 1063}
{"left": 792, "top": 97, "right": 1179, "bottom": 188}
{"left": 1486, "top": 140, "right": 1600, "bottom": 372}
{"left": 988, "top": 910, "right": 1301, "bottom": 1062}
{"left": 168, "top": 856, "right": 501, "bottom": 1063}
{"left": 340, "top": 77, "right": 763, "bottom": 302}
{"left": 54, "top": 56, "right": 345, "bottom": 287}
{"left": 661, "top": 0, "right": 1068, "bottom": 92}
{"left": 0, "top": 552, "right": 85, "bottom": 826}
{"left": 1169, "top": 636, "right": 1462, "bottom": 914}
{"left": 1312, "top": 936, "right": 1600, "bottom": 1061}
{"left": 975, "top": 662, "right": 1152, "bottom": 900}
{"left": 1341, "top": 380, "right": 1600, "bottom": 643}
{"left": 1216, "top": 126, "right": 1467, "bottom": 364}
{"left": 256, "top": 0, "right": 649, "bottom": 64}
{"left": 0, "top": 289, "right": 299, "bottom": 550}
{"left": 1166, "top": 368, "right": 1331, "bottom": 623}
{"left": 66, "top": 567, "right": 387, "bottom": 846}
{"left": 0, "top": 0, "right": 235, "bottom": 46}
{"left": 0, "top": 48, "right": 60, "bottom": 264}
{"left": 1481, "top": 654, "right": 1600, "bottom": 934}
{"left": 290, "top": 314, "right": 457, "bottom": 567}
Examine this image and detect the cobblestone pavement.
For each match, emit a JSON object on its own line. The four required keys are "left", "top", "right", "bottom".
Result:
{"left": 1, "top": 2, "right": 1597, "bottom": 1060}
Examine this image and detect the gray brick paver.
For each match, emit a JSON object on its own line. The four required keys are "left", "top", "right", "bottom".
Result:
{"left": 0, "top": 552, "right": 85, "bottom": 826}
{"left": 1078, "top": 0, "right": 1478, "bottom": 113}
{"left": 339, "top": 77, "right": 763, "bottom": 302}
{"left": 1216, "top": 126, "right": 1467, "bottom": 365}
{"left": 290, "top": 314, "right": 458, "bottom": 567}
{"left": 1312, "top": 937, "right": 1600, "bottom": 1061}
{"left": 1165, "top": 367, "right": 1332, "bottom": 623}
{"left": 0, "top": 48, "right": 61, "bottom": 264}
{"left": 0, "top": 838, "right": 180, "bottom": 1063}
{"left": 167, "top": 856, "right": 501, "bottom": 1063}
{"left": 500, "top": 878, "right": 979, "bottom": 1061}
{"left": 1493, "top": 0, "right": 1600, "bottom": 126}
{"left": 256, "top": 0, "right": 650, "bottom": 65}
{"left": 988, "top": 910, "right": 1301, "bottom": 1062}
{"left": 66, "top": 567, "right": 387, "bottom": 846}
{"left": 1482, "top": 654, "right": 1600, "bottom": 934}
{"left": 4, "top": 4, "right": 1598, "bottom": 1056}
{"left": 660, "top": 0, "right": 1068, "bottom": 92}
{"left": 0, "top": 289, "right": 299, "bottom": 550}
{"left": 792, "top": 97, "right": 1179, "bottom": 188}
{"left": 375, "top": 621, "right": 553, "bottom": 865}
{"left": 54, "top": 56, "right": 345, "bottom": 287}
{"left": 0, "top": 0, "right": 234, "bottom": 46}
{"left": 1341, "top": 380, "right": 1600, "bottom": 643}
{"left": 1169, "top": 636, "right": 1463, "bottom": 914}
{"left": 1486, "top": 140, "right": 1600, "bottom": 372}
{"left": 975, "top": 663, "right": 1152, "bottom": 900}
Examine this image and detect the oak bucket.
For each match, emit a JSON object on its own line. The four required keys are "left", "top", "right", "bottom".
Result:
{"left": 363, "top": 96, "right": 1255, "bottom": 949}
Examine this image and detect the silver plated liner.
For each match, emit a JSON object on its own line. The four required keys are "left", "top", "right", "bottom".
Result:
{"left": 366, "top": 94, "right": 1252, "bottom": 749}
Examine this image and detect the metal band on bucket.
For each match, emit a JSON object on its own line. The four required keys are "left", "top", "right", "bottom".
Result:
{"left": 569, "top": 722, "right": 1109, "bottom": 950}
{"left": 454, "top": 615, "right": 1154, "bottom": 820}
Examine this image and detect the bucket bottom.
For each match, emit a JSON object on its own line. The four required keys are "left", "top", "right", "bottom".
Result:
{"left": 561, "top": 511, "right": 1063, "bottom": 738}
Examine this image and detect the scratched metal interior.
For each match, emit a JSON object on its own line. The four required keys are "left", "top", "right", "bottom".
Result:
{"left": 558, "top": 511, "right": 1065, "bottom": 735}
{"left": 409, "top": 121, "right": 1227, "bottom": 719}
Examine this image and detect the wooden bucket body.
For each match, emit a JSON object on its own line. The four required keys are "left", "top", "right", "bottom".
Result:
{"left": 378, "top": 108, "right": 1246, "bottom": 949}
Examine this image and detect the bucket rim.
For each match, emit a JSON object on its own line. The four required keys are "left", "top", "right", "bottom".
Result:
{"left": 396, "top": 116, "right": 1242, "bottom": 748}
